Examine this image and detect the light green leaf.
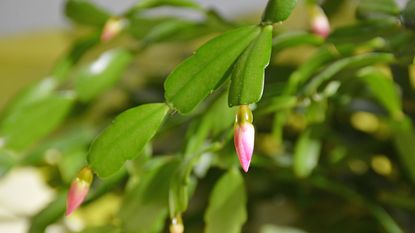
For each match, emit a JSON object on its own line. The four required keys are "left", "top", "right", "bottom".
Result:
{"left": 229, "top": 25, "right": 273, "bottom": 106}
{"left": 88, "top": 103, "right": 169, "bottom": 177}
{"left": 164, "top": 25, "right": 261, "bottom": 114}
{"left": 0, "top": 92, "right": 75, "bottom": 150}
{"left": 75, "top": 49, "right": 133, "bottom": 101}
{"left": 205, "top": 169, "right": 247, "bottom": 233}
{"left": 65, "top": 0, "right": 111, "bottom": 27}
{"left": 120, "top": 157, "right": 180, "bottom": 233}
{"left": 304, "top": 53, "right": 395, "bottom": 95}
{"left": 358, "top": 68, "right": 402, "bottom": 119}
{"left": 262, "top": 0, "right": 297, "bottom": 23}
{"left": 294, "top": 127, "right": 322, "bottom": 178}
{"left": 356, "top": 0, "right": 400, "bottom": 20}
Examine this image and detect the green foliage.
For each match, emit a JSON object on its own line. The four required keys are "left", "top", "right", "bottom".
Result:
{"left": 262, "top": 0, "right": 297, "bottom": 23}
{"left": 205, "top": 169, "right": 247, "bottom": 233}
{"left": 75, "top": 49, "right": 133, "bottom": 101}
{"left": 2, "top": 0, "right": 415, "bottom": 232}
{"left": 88, "top": 103, "right": 169, "bottom": 177}
{"left": 164, "top": 25, "right": 260, "bottom": 113}
{"left": 0, "top": 91, "right": 74, "bottom": 150}
{"left": 65, "top": 0, "right": 111, "bottom": 27}
{"left": 228, "top": 25, "right": 273, "bottom": 106}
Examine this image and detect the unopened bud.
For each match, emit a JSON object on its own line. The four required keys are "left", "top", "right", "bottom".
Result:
{"left": 308, "top": 5, "right": 330, "bottom": 38}
{"left": 170, "top": 215, "right": 184, "bottom": 233}
{"left": 101, "top": 17, "right": 127, "bottom": 42}
{"left": 66, "top": 167, "right": 93, "bottom": 216}
{"left": 234, "top": 105, "right": 255, "bottom": 173}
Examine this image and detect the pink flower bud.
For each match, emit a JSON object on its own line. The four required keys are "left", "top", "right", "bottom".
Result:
{"left": 309, "top": 5, "right": 330, "bottom": 38}
{"left": 101, "top": 17, "right": 126, "bottom": 42}
{"left": 66, "top": 167, "right": 93, "bottom": 216}
{"left": 234, "top": 105, "right": 255, "bottom": 173}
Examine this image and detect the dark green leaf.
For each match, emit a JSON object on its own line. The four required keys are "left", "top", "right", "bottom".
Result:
{"left": 65, "top": 0, "right": 111, "bottom": 27}
{"left": 75, "top": 49, "right": 133, "bottom": 101}
{"left": 356, "top": 0, "right": 400, "bottom": 20}
{"left": 164, "top": 25, "right": 261, "bottom": 114}
{"left": 120, "top": 157, "right": 180, "bottom": 233}
{"left": 390, "top": 116, "right": 415, "bottom": 185}
{"left": 0, "top": 92, "right": 75, "bottom": 150}
{"left": 294, "top": 127, "right": 322, "bottom": 178}
{"left": 358, "top": 68, "right": 402, "bottom": 119}
{"left": 205, "top": 169, "right": 247, "bottom": 233}
{"left": 262, "top": 0, "right": 297, "bottom": 23}
{"left": 229, "top": 25, "right": 273, "bottom": 106}
{"left": 88, "top": 103, "right": 169, "bottom": 177}
{"left": 402, "top": 0, "right": 415, "bottom": 30}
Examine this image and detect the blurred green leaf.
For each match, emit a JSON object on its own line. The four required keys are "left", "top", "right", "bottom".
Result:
{"left": 356, "top": 0, "right": 400, "bottom": 20}
{"left": 205, "top": 169, "right": 247, "bottom": 233}
{"left": 293, "top": 126, "right": 322, "bottom": 178}
{"left": 185, "top": 93, "right": 236, "bottom": 158}
{"left": 272, "top": 31, "right": 324, "bottom": 53}
{"left": 402, "top": 0, "right": 415, "bottom": 30}
{"left": 0, "top": 79, "right": 57, "bottom": 121}
{"left": 65, "top": 0, "right": 111, "bottom": 27}
{"left": 304, "top": 53, "right": 395, "bottom": 95}
{"left": 75, "top": 49, "right": 133, "bottom": 101}
{"left": 131, "top": 0, "right": 200, "bottom": 11}
{"left": 164, "top": 25, "right": 260, "bottom": 114}
{"left": 261, "top": 225, "right": 308, "bottom": 233}
{"left": 73, "top": 226, "right": 121, "bottom": 233}
{"left": 52, "top": 33, "right": 101, "bottom": 81}
{"left": 142, "top": 19, "right": 207, "bottom": 45}
{"left": 262, "top": 0, "right": 297, "bottom": 23}
{"left": 358, "top": 68, "right": 402, "bottom": 119}
{"left": 88, "top": 103, "right": 169, "bottom": 177}
{"left": 228, "top": 25, "right": 273, "bottom": 106}
{"left": 28, "top": 192, "right": 66, "bottom": 233}
{"left": 0, "top": 92, "right": 75, "bottom": 150}
{"left": 390, "top": 116, "right": 415, "bottom": 185}
{"left": 257, "top": 96, "right": 297, "bottom": 115}
{"left": 0, "top": 149, "right": 16, "bottom": 177}
{"left": 120, "top": 157, "right": 180, "bottom": 233}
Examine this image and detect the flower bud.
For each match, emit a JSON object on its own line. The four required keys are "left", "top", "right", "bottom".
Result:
{"left": 66, "top": 167, "right": 93, "bottom": 216}
{"left": 234, "top": 105, "right": 255, "bottom": 173}
{"left": 169, "top": 215, "right": 184, "bottom": 233}
{"left": 308, "top": 5, "right": 330, "bottom": 38}
{"left": 101, "top": 17, "right": 126, "bottom": 42}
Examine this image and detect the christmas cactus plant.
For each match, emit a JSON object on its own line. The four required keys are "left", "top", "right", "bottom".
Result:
{"left": 1, "top": 0, "right": 415, "bottom": 232}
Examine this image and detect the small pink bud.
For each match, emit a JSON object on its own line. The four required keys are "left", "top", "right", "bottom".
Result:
{"left": 101, "top": 17, "right": 126, "bottom": 42}
{"left": 234, "top": 105, "right": 255, "bottom": 173}
{"left": 309, "top": 5, "right": 330, "bottom": 38}
{"left": 169, "top": 216, "right": 184, "bottom": 233}
{"left": 66, "top": 167, "right": 93, "bottom": 216}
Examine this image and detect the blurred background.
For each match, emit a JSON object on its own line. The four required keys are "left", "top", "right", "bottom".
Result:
{"left": 0, "top": 0, "right": 413, "bottom": 233}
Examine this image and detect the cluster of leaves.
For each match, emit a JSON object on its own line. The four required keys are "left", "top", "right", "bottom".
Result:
{"left": 1, "top": 0, "right": 415, "bottom": 232}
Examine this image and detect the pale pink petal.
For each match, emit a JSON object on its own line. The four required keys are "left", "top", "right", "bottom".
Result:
{"left": 66, "top": 179, "right": 90, "bottom": 216}
{"left": 234, "top": 123, "right": 255, "bottom": 172}
{"left": 312, "top": 14, "right": 330, "bottom": 38}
